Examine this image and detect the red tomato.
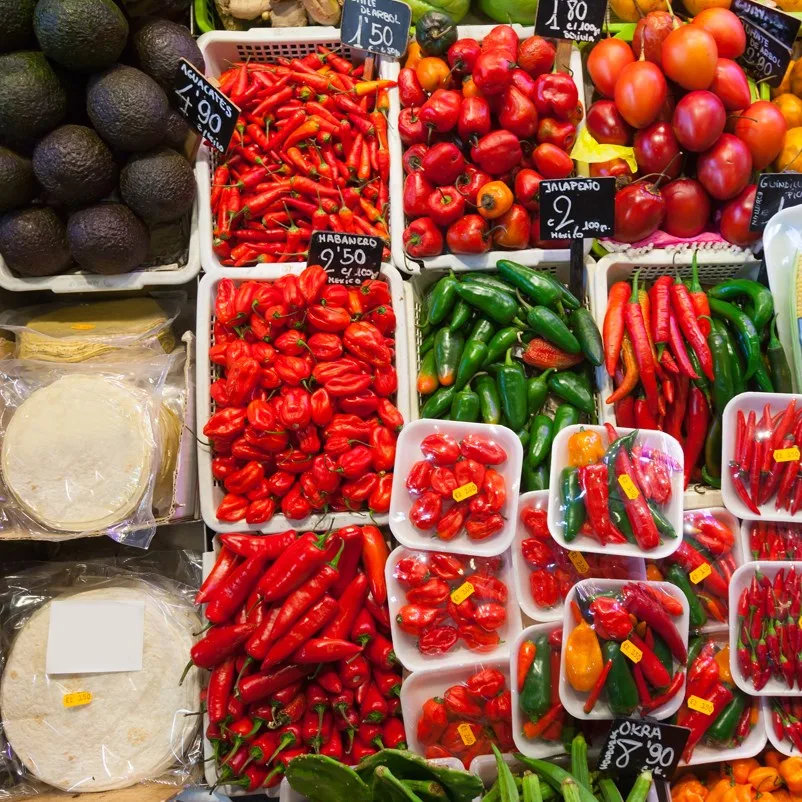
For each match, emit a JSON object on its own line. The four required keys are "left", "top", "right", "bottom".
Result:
{"left": 661, "top": 178, "right": 711, "bottom": 239}
{"left": 710, "top": 58, "right": 751, "bottom": 111}
{"left": 719, "top": 184, "right": 760, "bottom": 247}
{"left": 586, "top": 99, "right": 633, "bottom": 145}
{"left": 614, "top": 61, "right": 667, "bottom": 129}
{"left": 672, "top": 90, "right": 726, "bottom": 152}
{"left": 733, "top": 100, "right": 788, "bottom": 170}
{"left": 662, "top": 26, "right": 718, "bottom": 90}
{"left": 587, "top": 38, "right": 634, "bottom": 99}
{"left": 691, "top": 7, "right": 746, "bottom": 59}
{"left": 517, "top": 36, "right": 556, "bottom": 77}
{"left": 590, "top": 158, "right": 635, "bottom": 181}
{"left": 532, "top": 143, "right": 573, "bottom": 179}
{"left": 614, "top": 182, "right": 665, "bottom": 243}
{"left": 632, "top": 11, "right": 675, "bottom": 68}
{"left": 697, "top": 133, "right": 752, "bottom": 200}
{"left": 634, "top": 121, "right": 682, "bottom": 179}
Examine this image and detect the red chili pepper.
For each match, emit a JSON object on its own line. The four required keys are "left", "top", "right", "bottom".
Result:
{"left": 294, "top": 638, "right": 362, "bottom": 664}
{"left": 624, "top": 273, "right": 660, "bottom": 415}
{"left": 196, "top": 546, "right": 239, "bottom": 605}
{"left": 256, "top": 531, "right": 339, "bottom": 600}
{"left": 262, "top": 595, "right": 339, "bottom": 668}
{"left": 322, "top": 572, "right": 370, "bottom": 641}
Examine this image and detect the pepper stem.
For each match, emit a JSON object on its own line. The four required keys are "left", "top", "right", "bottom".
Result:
{"left": 629, "top": 270, "right": 640, "bottom": 304}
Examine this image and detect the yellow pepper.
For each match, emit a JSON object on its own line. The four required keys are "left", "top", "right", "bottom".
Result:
{"left": 730, "top": 760, "right": 761, "bottom": 786}
{"left": 706, "top": 778, "right": 733, "bottom": 802}
{"left": 713, "top": 645, "right": 732, "bottom": 685}
{"left": 722, "top": 783, "right": 753, "bottom": 802}
{"left": 567, "top": 429, "right": 605, "bottom": 467}
{"left": 672, "top": 777, "right": 708, "bottom": 802}
{"left": 766, "top": 753, "right": 784, "bottom": 770}
{"left": 748, "top": 767, "right": 782, "bottom": 794}
{"left": 780, "top": 758, "right": 802, "bottom": 794}
{"left": 565, "top": 619, "right": 603, "bottom": 692}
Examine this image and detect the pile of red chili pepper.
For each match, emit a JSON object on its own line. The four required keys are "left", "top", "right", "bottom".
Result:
{"left": 415, "top": 666, "right": 513, "bottom": 767}
{"left": 203, "top": 268, "right": 402, "bottom": 525}
{"left": 519, "top": 500, "right": 639, "bottom": 614}
{"left": 406, "top": 431, "right": 509, "bottom": 542}
{"left": 187, "top": 526, "right": 404, "bottom": 790}
{"left": 735, "top": 566, "right": 802, "bottom": 692}
{"left": 749, "top": 522, "right": 802, "bottom": 560}
{"left": 647, "top": 510, "right": 737, "bottom": 630}
{"left": 771, "top": 698, "right": 802, "bottom": 753}
{"left": 209, "top": 51, "right": 395, "bottom": 266}
{"left": 730, "top": 399, "right": 802, "bottom": 516}
{"left": 392, "top": 550, "right": 512, "bottom": 660}
{"left": 679, "top": 636, "right": 757, "bottom": 763}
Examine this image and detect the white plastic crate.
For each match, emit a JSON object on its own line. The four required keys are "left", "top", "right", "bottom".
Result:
{"left": 590, "top": 250, "right": 761, "bottom": 510}
{"left": 196, "top": 262, "right": 410, "bottom": 533}
{"left": 384, "top": 27, "right": 591, "bottom": 274}
{"left": 0, "top": 203, "right": 200, "bottom": 293}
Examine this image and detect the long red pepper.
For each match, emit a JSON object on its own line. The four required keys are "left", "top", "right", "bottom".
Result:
{"left": 624, "top": 273, "right": 660, "bottom": 415}
{"left": 361, "top": 526, "right": 389, "bottom": 605}
{"left": 256, "top": 531, "right": 338, "bottom": 600}
{"left": 670, "top": 278, "right": 714, "bottom": 381}
{"left": 667, "top": 312, "right": 700, "bottom": 379}
{"left": 683, "top": 386, "right": 709, "bottom": 489}
{"left": 196, "top": 545, "right": 239, "bottom": 605}
{"left": 262, "top": 595, "right": 339, "bottom": 668}
{"left": 238, "top": 664, "right": 309, "bottom": 705}
{"left": 604, "top": 282, "right": 630, "bottom": 376}
{"left": 206, "top": 554, "right": 269, "bottom": 625}
{"left": 322, "top": 572, "right": 369, "bottom": 640}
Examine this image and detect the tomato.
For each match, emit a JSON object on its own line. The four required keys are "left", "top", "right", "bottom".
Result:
{"left": 734, "top": 100, "right": 788, "bottom": 170}
{"left": 661, "top": 178, "right": 711, "bottom": 238}
{"left": 710, "top": 58, "right": 751, "bottom": 111}
{"left": 587, "top": 38, "right": 635, "bottom": 98}
{"left": 632, "top": 11, "right": 675, "bottom": 68}
{"left": 672, "top": 90, "right": 726, "bottom": 152}
{"left": 493, "top": 204, "right": 531, "bottom": 249}
{"left": 718, "top": 184, "right": 760, "bottom": 247}
{"left": 590, "top": 158, "right": 635, "bottom": 182}
{"left": 661, "top": 26, "right": 718, "bottom": 90}
{"left": 614, "top": 61, "right": 667, "bottom": 129}
{"left": 691, "top": 8, "right": 746, "bottom": 59}
{"left": 532, "top": 143, "right": 573, "bottom": 179}
{"left": 586, "top": 100, "right": 633, "bottom": 145}
{"left": 697, "top": 133, "right": 752, "bottom": 200}
{"left": 634, "top": 121, "right": 682, "bottom": 179}
{"left": 517, "top": 36, "right": 556, "bottom": 78}
{"left": 614, "top": 182, "right": 665, "bottom": 243}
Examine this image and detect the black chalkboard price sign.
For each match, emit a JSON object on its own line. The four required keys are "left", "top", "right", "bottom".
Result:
{"left": 307, "top": 231, "right": 384, "bottom": 284}
{"left": 341, "top": 0, "right": 412, "bottom": 59}
{"left": 535, "top": 0, "right": 608, "bottom": 43}
{"left": 750, "top": 173, "right": 802, "bottom": 231}
{"left": 732, "top": 0, "right": 799, "bottom": 87}
{"left": 174, "top": 58, "right": 239, "bottom": 153}
{"left": 539, "top": 177, "right": 616, "bottom": 239}
{"left": 597, "top": 718, "right": 690, "bottom": 780}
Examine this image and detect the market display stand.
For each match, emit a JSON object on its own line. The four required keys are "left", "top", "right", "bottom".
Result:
{"left": 32, "top": 784, "right": 179, "bottom": 802}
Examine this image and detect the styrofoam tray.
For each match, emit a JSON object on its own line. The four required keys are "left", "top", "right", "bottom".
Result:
{"left": 728, "top": 561, "right": 802, "bottom": 696}
{"left": 547, "top": 425, "right": 684, "bottom": 560}
{"left": 765, "top": 697, "right": 802, "bottom": 757}
{"left": 559, "top": 579, "right": 690, "bottom": 720}
{"left": 399, "top": 657, "right": 511, "bottom": 759}
{"left": 590, "top": 250, "right": 761, "bottom": 510}
{"left": 514, "top": 490, "right": 645, "bottom": 622}
{"left": 721, "top": 393, "right": 802, "bottom": 522}
{"left": 0, "top": 203, "right": 200, "bottom": 292}
{"left": 385, "top": 545, "right": 521, "bottom": 672}
{"left": 384, "top": 27, "right": 590, "bottom": 274}
{"left": 389, "top": 420, "right": 523, "bottom": 556}
{"left": 196, "top": 263, "right": 410, "bottom": 533}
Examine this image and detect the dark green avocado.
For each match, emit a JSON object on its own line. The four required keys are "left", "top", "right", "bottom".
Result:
{"left": 0, "top": 0, "right": 37, "bottom": 53}
{"left": 0, "top": 147, "right": 38, "bottom": 213}
{"left": 0, "top": 205, "right": 71, "bottom": 276}
{"left": 67, "top": 203, "right": 149, "bottom": 275}
{"left": 132, "top": 19, "right": 204, "bottom": 91}
{"left": 120, "top": 147, "right": 195, "bottom": 223}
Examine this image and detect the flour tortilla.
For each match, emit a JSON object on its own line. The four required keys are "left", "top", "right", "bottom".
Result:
{"left": 1, "top": 375, "right": 154, "bottom": 532}
{"left": 0, "top": 586, "right": 201, "bottom": 792}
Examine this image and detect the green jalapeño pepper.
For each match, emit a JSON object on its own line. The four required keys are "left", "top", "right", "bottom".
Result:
{"left": 707, "top": 319, "right": 734, "bottom": 416}
{"left": 548, "top": 371, "right": 595, "bottom": 414}
{"left": 561, "top": 466, "right": 585, "bottom": 541}
{"left": 496, "top": 260, "right": 563, "bottom": 307}
{"left": 709, "top": 297, "right": 761, "bottom": 379}
{"left": 454, "top": 281, "right": 518, "bottom": 325}
{"left": 553, "top": 403, "right": 580, "bottom": 435}
{"left": 475, "top": 374, "right": 502, "bottom": 424}
{"left": 420, "top": 386, "right": 455, "bottom": 418}
{"left": 468, "top": 318, "right": 496, "bottom": 344}
{"left": 527, "top": 413, "right": 554, "bottom": 469}
{"left": 521, "top": 634, "right": 551, "bottom": 718}
{"left": 526, "top": 306, "right": 581, "bottom": 354}
{"left": 427, "top": 274, "right": 458, "bottom": 325}
{"left": 496, "top": 349, "right": 528, "bottom": 431}
{"left": 455, "top": 339, "right": 489, "bottom": 390}
{"left": 568, "top": 307, "right": 604, "bottom": 366}
{"left": 769, "top": 315, "right": 793, "bottom": 394}
{"left": 448, "top": 299, "right": 472, "bottom": 332}
{"left": 434, "top": 328, "right": 464, "bottom": 387}
{"left": 527, "top": 369, "right": 554, "bottom": 416}
{"left": 540, "top": 272, "right": 581, "bottom": 310}
{"left": 450, "top": 385, "right": 480, "bottom": 422}
{"left": 482, "top": 327, "right": 520, "bottom": 367}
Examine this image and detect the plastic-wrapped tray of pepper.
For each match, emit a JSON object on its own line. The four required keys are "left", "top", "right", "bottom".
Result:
{"left": 647, "top": 509, "right": 741, "bottom": 633}
{"left": 415, "top": 262, "right": 604, "bottom": 492}
{"left": 748, "top": 522, "right": 802, "bottom": 561}
{"left": 769, "top": 698, "right": 802, "bottom": 756}
{"left": 560, "top": 580, "right": 689, "bottom": 721}
{"left": 600, "top": 257, "right": 792, "bottom": 491}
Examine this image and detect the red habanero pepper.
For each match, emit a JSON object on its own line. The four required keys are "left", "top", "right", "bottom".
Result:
{"left": 369, "top": 473, "right": 393, "bottom": 514}
{"left": 204, "top": 407, "right": 247, "bottom": 439}
{"left": 216, "top": 493, "right": 250, "bottom": 523}
{"left": 624, "top": 272, "right": 660, "bottom": 415}
{"left": 262, "top": 595, "right": 339, "bottom": 668}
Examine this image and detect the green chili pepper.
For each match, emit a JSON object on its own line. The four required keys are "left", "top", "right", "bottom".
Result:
{"left": 647, "top": 499, "right": 676, "bottom": 538}
{"left": 517, "top": 424, "right": 531, "bottom": 451}
{"left": 548, "top": 371, "right": 595, "bottom": 414}
{"left": 665, "top": 563, "right": 707, "bottom": 629}
{"left": 454, "top": 282, "right": 518, "bottom": 325}
{"left": 752, "top": 359, "right": 774, "bottom": 392}
{"left": 527, "top": 414, "right": 554, "bottom": 469}
{"left": 687, "top": 346, "right": 712, "bottom": 399}
{"left": 461, "top": 272, "right": 519, "bottom": 294}
{"left": 455, "top": 339, "right": 489, "bottom": 390}
{"left": 651, "top": 632, "right": 673, "bottom": 675}
{"left": 553, "top": 403, "right": 581, "bottom": 435}
{"left": 561, "top": 466, "right": 585, "bottom": 541}
{"left": 718, "top": 321, "right": 745, "bottom": 396}
{"left": 609, "top": 491, "right": 636, "bottom": 544}
{"left": 687, "top": 635, "right": 705, "bottom": 667}
{"left": 450, "top": 385, "right": 480, "bottom": 422}
{"left": 482, "top": 327, "right": 520, "bottom": 367}
{"left": 448, "top": 299, "right": 472, "bottom": 332}
{"left": 701, "top": 466, "right": 722, "bottom": 489}
{"left": 709, "top": 278, "right": 774, "bottom": 332}
{"left": 522, "top": 461, "right": 540, "bottom": 492}
{"left": 496, "top": 259, "right": 563, "bottom": 307}
{"left": 420, "top": 386, "right": 455, "bottom": 418}
{"left": 707, "top": 319, "right": 735, "bottom": 416}
{"left": 496, "top": 349, "right": 528, "bottom": 431}
{"left": 568, "top": 307, "right": 604, "bottom": 366}
{"left": 419, "top": 332, "right": 434, "bottom": 355}
{"left": 475, "top": 374, "right": 502, "bottom": 424}
{"left": 526, "top": 306, "right": 581, "bottom": 354}
{"left": 540, "top": 272, "right": 581, "bottom": 310}
{"left": 705, "top": 415, "right": 723, "bottom": 484}
{"left": 521, "top": 634, "right": 551, "bottom": 718}
{"left": 768, "top": 315, "right": 793, "bottom": 393}
{"left": 707, "top": 692, "right": 747, "bottom": 744}
{"left": 533, "top": 463, "right": 550, "bottom": 489}
{"left": 709, "top": 297, "right": 761, "bottom": 379}
{"left": 527, "top": 369, "right": 554, "bottom": 417}
{"left": 603, "top": 640, "right": 639, "bottom": 716}
{"left": 434, "top": 328, "right": 464, "bottom": 387}
{"left": 427, "top": 275, "right": 458, "bottom": 325}
{"left": 468, "top": 318, "right": 496, "bottom": 344}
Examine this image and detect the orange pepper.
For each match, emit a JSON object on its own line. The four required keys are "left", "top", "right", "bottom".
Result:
{"left": 706, "top": 778, "right": 733, "bottom": 802}
{"left": 672, "top": 777, "right": 709, "bottom": 802}
{"left": 566, "top": 428, "right": 606, "bottom": 467}
{"left": 404, "top": 41, "right": 423, "bottom": 70}
{"left": 766, "top": 752, "right": 784, "bottom": 771}
{"left": 476, "top": 181, "right": 515, "bottom": 220}
{"left": 646, "top": 563, "right": 664, "bottom": 582}
{"left": 773, "top": 790, "right": 791, "bottom": 802}
{"left": 780, "top": 758, "right": 802, "bottom": 794}
{"left": 565, "top": 619, "right": 603, "bottom": 692}
{"left": 415, "top": 57, "right": 450, "bottom": 93}
{"left": 748, "top": 768, "right": 782, "bottom": 794}
{"left": 713, "top": 646, "right": 732, "bottom": 684}
{"left": 730, "top": 760, "right": 761, "bottom": 786}
{"left": 722, "top": 783, "right": 753, "bottom": 802}
{"left": 462, "top": 76, "right": 482, "bottom": 98}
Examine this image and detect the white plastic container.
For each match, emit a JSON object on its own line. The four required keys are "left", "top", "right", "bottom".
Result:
{"left": 385, "top": 545, "right": 521, "bottom": 672}
{"left": 389, "top": 420, "right": 523, "bottom": 556}
{"left": 764, "top": 697, "right": 802, "bottom": 757}
{"left": 514, "top": 490, "right": 645, "bottom": 622}
{"left": 385, "top": 27, "right": 590, "bottom": 274}
{"left": 728, "top": 561, "right": 802, "bottom": 696}
{"left": 590, "top": 250, "right": 761, "bottom": 510}
{"left": 559, "top": 579, "right": 690, "bottom": 720}
{"left": 721, "top": 393, "right": 802, "bottom": 522}
{"left": 196, "top": 263, "right": 410, "bottom": 533}
{"left": 547, "top": 424, "right": 684, "bottom": 560}
{"left": 400, "top": 657, "right": 511, "bottom": 759}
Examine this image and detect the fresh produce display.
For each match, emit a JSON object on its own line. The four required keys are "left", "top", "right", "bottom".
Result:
{"left": 191, "top": 526, "right": 404, "bottom": 788}
{"left": 584, "top": 11, "right": 786, "bottom": 247}
{"left": 414, "top": 664, "right": 513, "bottom": 766}
{"left": 417, "top": 267, "right": 603, "bottom": 491}
{"left": 647, "top": 510, "right": 738, "bottom": 630}
{"left": 733, "top": 565, "right": 802, "bottom": 692}
{"left": 602, "top": 266, "right": 789, "bottom": 489}
{"left": 400, "top": 23, "right": 581, "bottom": 258}
{"left": 556, "top": 424, "right": 679, "bottom": 551}
{"left": 749, "top": 523, "right": 802, "bottom": 560}
{"left": 770, "top": 699, "right": 802, "bottom": 754}
{"left": 203, "top": 269, "right": 402, "bottom": 525}
{"left": 563, "top": 580, "right": 688, "bottom": 717}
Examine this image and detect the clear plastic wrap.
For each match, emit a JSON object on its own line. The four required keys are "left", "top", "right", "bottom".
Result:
{"left": 748, "top": 521, "right": 802, "bottom": 560}
{"left": 769, "top": 698, "right": 802, "bottom": 756}
{"left": 0, "top": 554, "right": 203, "bottom": 797}
{"left": 0, "top": 355, "right": 175, "bottom": 547}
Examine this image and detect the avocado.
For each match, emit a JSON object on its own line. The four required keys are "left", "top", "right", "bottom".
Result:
{"left": 33, "top": 125, "right": 117, "bottom": 206}
{"left": 34, "top": 0, "right": 128, "bottom": 72}
{"left": 0, "top": 0, "right": 36, "bottom": 53}
{"left": 0, "top": 205, "right": 71, "bottom": 276}
{"left": 0, "top": 51, "right": 67, "bottom": 150}
{"left": 0, "top": 148, "right": 38, "bottom": 213}
{"left": 87, "top": 65, "right": 169, "bottom": 152}
{"left": 120, "top": 147, "right": 195, "bottom": 223}
{"left": 132, "top": 19, "right": 204, "bottom": 92}
{"left": 163, "top": 108, "right": 190, "bottom": 151}
{"left": 67, "top": 203, "right": 149, "bottom": 275}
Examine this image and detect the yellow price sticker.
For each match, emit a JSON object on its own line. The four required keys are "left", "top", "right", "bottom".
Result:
{"left": 457, "top": 722, "right": 476, "bottom": 746}
{"left": 688, "top": 695, "right": 715, "bottom": 716}
{"left": 568, "top": 551, "right": 590, "bottom": 574}
{"left": 452, "top": 482, "right": 478, "bottom": 502}
{"left": 775, "top": 447, "right": 801, "bottom": 463}
{"left": 618, "top": 474, "right": 639, "bottom": 500}
{"left": 63, "top": 691, "right": 92, "bottom": 708}
{"left": 689, "top": 563, "right": 712, "bottom": 585}
{"left": 621, "top": 639, "right": 643, "bottom": 664}
{"left": 451, "top": 582, "right": 475, "bottom": 605}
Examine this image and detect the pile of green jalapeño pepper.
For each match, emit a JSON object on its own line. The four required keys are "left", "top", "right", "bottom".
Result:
{"left": 416, "top": 260, "right": 604, "bottom": 492}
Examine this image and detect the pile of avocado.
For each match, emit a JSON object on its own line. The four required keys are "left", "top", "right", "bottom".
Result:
{"left": 0, "top": 0, "right": 201, "bottom": 277}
